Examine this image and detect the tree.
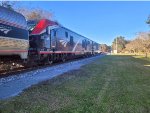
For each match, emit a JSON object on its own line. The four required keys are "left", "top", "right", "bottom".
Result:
{"left": 146, "top": 15, "right": 150, "bottom": 25}
{"left": 125, "top": 38, "right": 143, "bottom": 53}
{"left": 138, "top": 32, "right": 150, "bottom": 57}
{"left": 112, "top": 36, "right": 128, "bottom": 53}
{"left": 125, "top": 32, "right": 150, "bottom": 57}
{"left": 100, "top": 44, "right": 111, "bottom": 52}
{"left": 17, "top": 8, "right": 52, "bottom": 20}
{"left": 0, "top": 1, "right": 15, "bottom": 10}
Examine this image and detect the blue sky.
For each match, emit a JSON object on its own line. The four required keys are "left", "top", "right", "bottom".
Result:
{"left": 17, "top": 1, "right": 150, "bottom": 45}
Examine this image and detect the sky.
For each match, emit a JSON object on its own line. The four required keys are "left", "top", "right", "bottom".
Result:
{"left": 17, "top": 1, "right": 150, "bottom": 45}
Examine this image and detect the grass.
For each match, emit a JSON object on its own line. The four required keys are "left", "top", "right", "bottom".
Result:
{"left": 0, "top": 55, "right": 150, "bottom": 113}
{"left": 133, "top": 55, "right": 150, "bottom": 62}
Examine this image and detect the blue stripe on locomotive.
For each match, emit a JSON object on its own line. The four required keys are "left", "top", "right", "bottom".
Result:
{"left": 0, "top": 23, "right": 28, "bottom": 40}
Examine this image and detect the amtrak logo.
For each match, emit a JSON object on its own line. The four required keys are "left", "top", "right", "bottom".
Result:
{"left": 59, "top": 39, "right": 69, "bottom": 47}
{"left": 0, "top": 25, "right": 12, "bottom": 34}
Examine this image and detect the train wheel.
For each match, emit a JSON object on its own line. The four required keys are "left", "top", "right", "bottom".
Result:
{"left": 47, "top": 60, "right": 53, "bottom": 65}
{"left": 61, "top": 54, "right": 66, "bottom": 62}
{"left": 43, "top": 55, "right": 52, "bottom": 65}
{"left": 48, "top": 54, "right": 53, "bottom": 64}
{"left": 62, "top": 58, "right": 66, "bottom": 62}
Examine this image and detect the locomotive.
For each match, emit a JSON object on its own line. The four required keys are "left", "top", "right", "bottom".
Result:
{"left": 0, "top": 6, "right": 100, "bottom": 65}
{"left": 27, "top": 19, "right": 100, "bottom": 63}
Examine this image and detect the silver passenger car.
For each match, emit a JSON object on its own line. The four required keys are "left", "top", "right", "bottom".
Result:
{"left": 0, "top": 6, "right": 29, "bottom": 59}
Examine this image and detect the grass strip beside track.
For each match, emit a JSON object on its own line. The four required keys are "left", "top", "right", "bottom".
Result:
{"left": 0, "top": 55, "right": 150, "bottom": 113}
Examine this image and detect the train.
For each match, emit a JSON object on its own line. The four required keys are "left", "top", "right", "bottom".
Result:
{"left": 0, "top": 6, "right": 100, "bottom": 66}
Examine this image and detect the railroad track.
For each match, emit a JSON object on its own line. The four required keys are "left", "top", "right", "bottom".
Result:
{"left": 0, "top": 55, "right": 97, "bottom": 78}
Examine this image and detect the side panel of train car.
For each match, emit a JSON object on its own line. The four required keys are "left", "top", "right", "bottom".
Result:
{"left": 0, "top": 6, "right": 29, "bottom": 59}
{"left": 50, "top": 27, "right": 93, "bottom": 55}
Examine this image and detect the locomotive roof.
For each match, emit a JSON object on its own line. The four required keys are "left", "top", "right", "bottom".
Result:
{"left": 0, "top": 6, "right": 27, "bottom": 29}
{"left": 30, "top": 19, "right": 58, "bottom": 35}
{"left": 60, "top": 25, "right": 99, "bottom": 44}
{"left": 60, "top": 26, "right": 94, "bottom": 42}
{"left": 53, "top": 26, "right": 99, "bottom": 44}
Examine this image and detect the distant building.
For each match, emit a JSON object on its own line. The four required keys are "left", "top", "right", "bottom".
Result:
{"left": 113, "top": 50, "right": 117, "bottom": 54}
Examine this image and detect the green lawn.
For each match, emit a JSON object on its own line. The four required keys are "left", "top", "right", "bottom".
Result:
{"left": 0, "top": 55, "right": 150, "bottom": 113}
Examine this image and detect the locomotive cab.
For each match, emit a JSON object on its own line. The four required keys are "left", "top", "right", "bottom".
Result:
{"left": 27, "top": 19, "right": 58, "bottom": 53}
{"left": 27, "top": 20, "right": 56, "bottom": 52}
{"left": 27, "top": 19, "right": 59, "bottom": 63}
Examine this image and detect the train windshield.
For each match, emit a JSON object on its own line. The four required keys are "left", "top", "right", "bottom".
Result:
{"left": 27, "top": 20, "right": 38, "bottom": 33}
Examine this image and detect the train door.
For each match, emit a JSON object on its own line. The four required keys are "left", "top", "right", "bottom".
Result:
{"left": 50, "top": 29, "right": 57, "bottom": 51}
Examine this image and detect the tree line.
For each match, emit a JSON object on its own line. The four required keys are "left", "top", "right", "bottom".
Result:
{"left": 112, "top": 17, "right": 150, "bottom": 56}
{"left": 112, "top": 32, "right": 150, "bottom": 56}
{"left": 104, "top": 12, "right": 150, "bottom": 54}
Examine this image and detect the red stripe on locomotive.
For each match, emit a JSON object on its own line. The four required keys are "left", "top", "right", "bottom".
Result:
{"left": 31, "top": 19, "right": 58, "bottom": 35}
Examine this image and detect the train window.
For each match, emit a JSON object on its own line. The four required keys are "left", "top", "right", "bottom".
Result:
{"left": 82, "top": 40, "right": 86, "bottom": 48}
{"left": 44, "top": 35, "right": 50, "bottom": 49}
{"left": 65, "top": 32, "right": 68, "bottom": 38}
{"left": 54, "top": 30, "right": 56, "bottom": 36}
{"left": 82, "top": 39, "right": 87, "bottom": 50}
{"left": 70, "top": 36, "right": 74, "bottom": 46}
